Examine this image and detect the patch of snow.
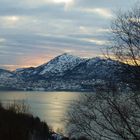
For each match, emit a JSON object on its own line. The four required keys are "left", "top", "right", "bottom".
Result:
{"left": 39, "top": 53, "right": 86, "bottom": 75}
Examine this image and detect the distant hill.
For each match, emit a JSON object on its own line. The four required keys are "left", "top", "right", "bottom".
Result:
{"left": 0, "top": 53, "right": 139, "bottom": 91}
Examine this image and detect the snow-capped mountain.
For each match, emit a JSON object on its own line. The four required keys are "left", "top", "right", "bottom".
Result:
{"left": 0, "top": 69, "right": 20, "bottom": 90}
{"left": 0, "top": 54, "right": 138, "bottom": 91}
{"left": 36, "top": 53, "right": 87, "bottom": 77}
{"left": 61, "top": 57, "right": 124, "bottom": 87}
{"left": 0, "top": 69, "right": 13, "bottom": 79}
{"left": 15, "top": 67, "right": 36, "bottom": 78}
{"left": 14, "top": 53, "right": 87, "bottom": 79}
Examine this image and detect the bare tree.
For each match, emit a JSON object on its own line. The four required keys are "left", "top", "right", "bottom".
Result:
{"left": 65, "top": 3, "right": 140, "bottom": 140}
{"left": 106, "top": 3, "right": 140, "bottom": 90}
{"left": 66, "top": 92, "right": 140, "bottom": 140}
{"left": 110, "top": 3, "right": 140, "bottom": 66}
{"left": 7, "top": 100, "right": 30, "bottom": 114}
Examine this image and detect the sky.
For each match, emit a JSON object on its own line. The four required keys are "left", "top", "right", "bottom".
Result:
{"left": 0, "top": 0, "right": 136, "bottom": 70}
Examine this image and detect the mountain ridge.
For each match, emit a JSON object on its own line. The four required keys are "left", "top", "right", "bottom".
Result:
{"left": 0, "top": 53, "right": 138, "bottom": 91}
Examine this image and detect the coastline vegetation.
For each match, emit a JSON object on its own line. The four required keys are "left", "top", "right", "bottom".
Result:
{"left": 0, "top": 101, "right": 50, "bottom": 140}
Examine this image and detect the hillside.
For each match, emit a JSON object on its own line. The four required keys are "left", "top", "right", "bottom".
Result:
{"left": 0, "top": 54, "right": 139, "bottom": 91}
{"left": 0, "top": 103, "right": 50, "bottom": 140}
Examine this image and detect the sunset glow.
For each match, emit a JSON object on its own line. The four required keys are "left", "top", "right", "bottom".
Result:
{"left": 0, "top": 0, "right": 135, "bottom": 70}
{"left": 0, "top": 1, "right": 139, "bottom": 138}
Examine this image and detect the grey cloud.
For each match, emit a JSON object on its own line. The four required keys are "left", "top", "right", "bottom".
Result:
{"left": 0, "top": 0, "right": 137, "bottom": 69}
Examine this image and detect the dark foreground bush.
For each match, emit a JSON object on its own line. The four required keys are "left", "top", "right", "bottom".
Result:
{"left": 0, "top": 103, "right": 50, "bottom": 140}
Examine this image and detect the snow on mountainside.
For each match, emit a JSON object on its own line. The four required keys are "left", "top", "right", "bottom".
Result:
{"left": 62, "top": 57, "right": 123, "bottom": 81}
{"left": 14, "top": 54, "right": 120, "bottom": 79}
{"left": 11, "top": 54, "right": 124, "bottom": 81}
{"left": 0, "top": 69, "right": 13, "bottom": 79}
{"left": 36, "top": 53, "right": 87, "bottom": 76}
{"left": 0, "top": 53, "right": 137, "bottom": 91}
{"left": 86, "top": 57, "right": 123, "bottom": 81}
{"left": 0, "top": 69, "right": 19, "bottom": 90}
{"left": 15, "top": 67, "right": 36, "bottom": 78}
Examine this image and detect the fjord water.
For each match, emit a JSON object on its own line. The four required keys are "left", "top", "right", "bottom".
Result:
{"left": 0, "top": 91, "right": 82, "bottom": 131}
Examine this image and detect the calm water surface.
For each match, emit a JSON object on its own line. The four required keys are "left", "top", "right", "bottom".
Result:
{"left": 0, "top": 91, "right": 84, "bottom": 131}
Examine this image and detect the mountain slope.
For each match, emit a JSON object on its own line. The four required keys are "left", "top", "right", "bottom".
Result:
{"left": 0, "top": 69, "right": 13, "bottom": 79}
{"left": 35, "top": 53, "right": 87, "bottom": 77}
{"left": 0, "top": 54, "right": 137, "bottom": 91}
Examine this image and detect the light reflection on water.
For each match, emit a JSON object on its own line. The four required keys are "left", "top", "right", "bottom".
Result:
{"left": 0, "top": 91, "right": 82, "bottom": 131}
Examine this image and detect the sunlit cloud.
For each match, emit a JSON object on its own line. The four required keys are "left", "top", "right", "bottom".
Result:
{"left": 52, "top": 0, "right": 73, "bottom": 4}
{"left": 81, "top": 38, "right": 110, "bottom": 46}
{"left": 22, "top": 0, "right": 74, "bottom": 9}
{"left": 0, "top": 0, "right": 135, "bottom": 70}
{"left": 83, "top": 8, "right": 113, "bottom": 18}
{"left": 79, "top": 26, "right": 90, "bottom": 34}
{"left": 5, "top": 16, "right": 19, "bottom": 21}
{"left": 0, "top": 16, "right": 23, "bottom": 28}
{"left": 0, "top": 38, "right": 6, "bottom": 43}
{"left": 79, "top": 26, "right": 110, "bottom": 34}
{"left": 52, "top": 0, "right": 74, "bottom": 10}
{"left": 0, "top": 38, "right": 6, "bottom": 48}
{"left": 97, "top": 28, "right": 110, "bottom": 33}
{"left": 2, "top": 16, "right": 19, "bottom": 23}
